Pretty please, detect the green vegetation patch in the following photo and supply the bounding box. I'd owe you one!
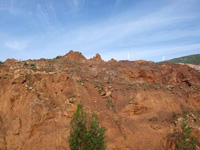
[173,120,197,150]
[149,117,158,122]
[106,99,116,112]
[156,54,200,65]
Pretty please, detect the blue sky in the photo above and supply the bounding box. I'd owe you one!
[0,0,200,62]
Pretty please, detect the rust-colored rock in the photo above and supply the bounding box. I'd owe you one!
[12,118,21,135]
[108,58,117,63]
[179,63,200,72]
[4,58,18,66]
[90,53,103,61]
[105,91,112,97]
[63,50,87,62]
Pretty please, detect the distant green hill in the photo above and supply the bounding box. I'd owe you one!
[157,54,200,65]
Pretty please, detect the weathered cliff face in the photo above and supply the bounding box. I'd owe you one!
[0,51,200,150]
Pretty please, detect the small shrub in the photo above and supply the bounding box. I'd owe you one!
[0,61,3,67]
[174,120,196,150]
[96,84,103,89]
[105,99,110,104]
[183,111,188,118]
[149,117,158,122]
[31,63,35,67]
[53,104,57,108]
[115,120,120,125]
[69,94,76,99]
[173,112,177,119]
[106,99,116,112]
[47,59,57,63]
[81,78,86,83]
[76,78,86,84]
[55,56,62,59]
[47,68,57,72]
[143,83,150,88]
[27,63,37,70]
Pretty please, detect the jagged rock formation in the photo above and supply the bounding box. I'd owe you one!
[0,51,200,150]
[90,53,104,61]
[63,50,87,62]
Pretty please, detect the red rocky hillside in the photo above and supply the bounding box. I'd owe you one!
[0,50,200,150]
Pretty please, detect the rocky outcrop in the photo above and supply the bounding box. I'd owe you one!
[89,53,103,62]
[179,63,200,72]
[63,50,87,62]
[108,58,117,63]
[3,58,18,66]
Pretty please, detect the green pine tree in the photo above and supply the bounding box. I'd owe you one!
[68,104,106,150]
[68,104,88,150]
[85,113,106,150]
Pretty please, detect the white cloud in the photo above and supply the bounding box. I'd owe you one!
[24,0,199,60]
[46,3,57,21]
[0,0,21,15]
[56,12,197,50]
[37,4,50,24]
[64,0,85,13]
[5,40,28,51]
